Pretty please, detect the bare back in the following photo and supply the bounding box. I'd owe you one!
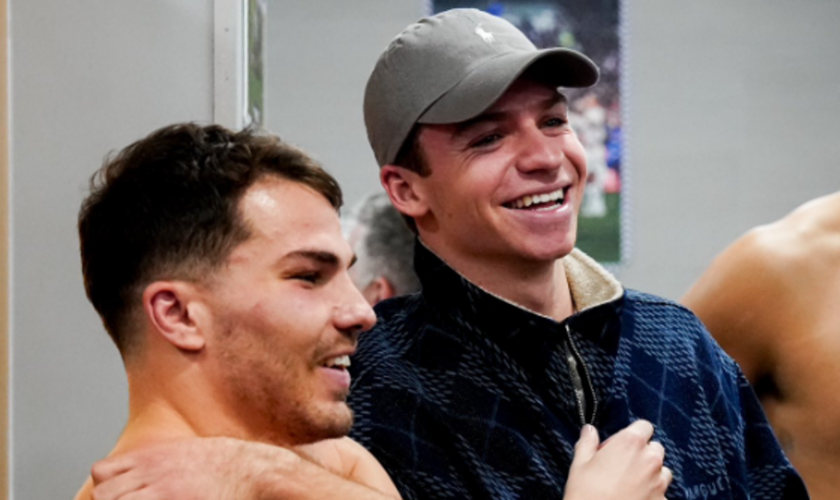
[682,192,840,500]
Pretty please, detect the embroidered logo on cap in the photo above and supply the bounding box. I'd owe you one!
[475,24,495,43]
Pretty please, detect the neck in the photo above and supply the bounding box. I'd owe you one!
[120,343,263,451]
[420,240,575,322]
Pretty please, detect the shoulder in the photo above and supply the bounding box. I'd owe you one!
[681,225,797,325]
[623,289,730,365]
[316,438,401,498]
[626,289,708,332]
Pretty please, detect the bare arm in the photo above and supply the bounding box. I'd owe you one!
[90,437,399,500]
[89,422,670,500]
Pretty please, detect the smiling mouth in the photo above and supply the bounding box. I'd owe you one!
[504,188,566,211]
[321,355,351,371]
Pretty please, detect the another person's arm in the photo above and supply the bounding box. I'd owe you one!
[89,437,400,500]
[89,421,669,500]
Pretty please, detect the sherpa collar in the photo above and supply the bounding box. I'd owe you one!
[414,241,624,346]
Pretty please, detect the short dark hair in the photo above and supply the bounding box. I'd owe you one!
[391,125,429,233]
[78,123,342,355]
[392,125,429,177]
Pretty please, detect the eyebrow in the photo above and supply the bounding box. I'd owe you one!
[453,92,568,139]
[283,250,340,266]
[282,249,356,268]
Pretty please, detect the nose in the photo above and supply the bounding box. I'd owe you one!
[334,286,377,339]
[515,125,564,174]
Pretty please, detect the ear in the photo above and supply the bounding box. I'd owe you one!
[362,277,396,305]
[380,165,429,219]
[142,281,206,352]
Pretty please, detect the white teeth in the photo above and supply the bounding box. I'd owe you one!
[324,355,351,369]
[509,189,565,209]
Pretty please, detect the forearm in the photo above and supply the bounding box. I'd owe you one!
[91,437,400,500]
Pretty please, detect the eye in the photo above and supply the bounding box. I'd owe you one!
[291,271,322,284]
[543,116,568,128]
[471,133,503,149]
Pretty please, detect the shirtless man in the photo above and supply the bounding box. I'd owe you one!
[682,191,840,500]
[73,123,399,500]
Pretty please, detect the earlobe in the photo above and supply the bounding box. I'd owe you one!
[143,282,206,352]
[380,165,429,218]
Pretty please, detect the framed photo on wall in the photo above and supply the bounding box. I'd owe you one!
[432,0,624,264]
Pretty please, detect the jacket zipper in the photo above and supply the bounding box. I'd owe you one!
[565,323,598,425]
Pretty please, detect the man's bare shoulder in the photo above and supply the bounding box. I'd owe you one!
[298,437,401,498]
[72,423,197,500]
[697,191,840,283]
[683,226,789,316]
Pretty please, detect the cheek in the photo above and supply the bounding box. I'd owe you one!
[241,296,317,347]
[566,142,588,178]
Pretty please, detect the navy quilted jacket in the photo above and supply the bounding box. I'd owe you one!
[348,243,807,500]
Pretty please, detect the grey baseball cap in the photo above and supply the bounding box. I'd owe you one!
[364,8,599,167]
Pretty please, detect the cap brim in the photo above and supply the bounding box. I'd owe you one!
[418,48,599,125]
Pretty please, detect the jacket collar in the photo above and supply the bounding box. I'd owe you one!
[415,240,624,344]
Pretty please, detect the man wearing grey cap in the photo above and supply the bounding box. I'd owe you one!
[346,7,807,500]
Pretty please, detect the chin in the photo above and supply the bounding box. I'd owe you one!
[311,402,355,441]
[268,401,355,446]
[517,238,576,263]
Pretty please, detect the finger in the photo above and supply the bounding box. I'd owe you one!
[91,456,135,484]
[647,440,666,461]
[571,424,600,464]
[626,419,655,442]
[660,466,674,488]
[91,470,146,500]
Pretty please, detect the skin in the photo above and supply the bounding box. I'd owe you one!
[682,191,840,500]
[75,176,399,500]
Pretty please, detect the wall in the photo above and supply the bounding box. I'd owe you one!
[619,0,840,298]
[9,1,214,498]
[8,0,840,498]
[264,0,427,205]
[0,0,8,497]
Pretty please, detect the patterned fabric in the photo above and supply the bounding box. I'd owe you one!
[348,243,808,500]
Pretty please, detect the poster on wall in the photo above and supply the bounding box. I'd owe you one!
[432,0,623,264]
